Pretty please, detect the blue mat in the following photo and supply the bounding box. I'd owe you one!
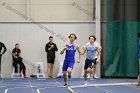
[0,78,139,93]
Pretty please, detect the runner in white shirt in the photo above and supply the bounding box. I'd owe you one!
[83,41,101,79]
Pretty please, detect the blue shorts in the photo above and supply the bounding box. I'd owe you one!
[62,60,75,71]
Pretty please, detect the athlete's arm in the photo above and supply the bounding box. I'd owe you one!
[81,45,87,55]
[96,47,101,64]
[75,44,81,63]
[60,44,66,55]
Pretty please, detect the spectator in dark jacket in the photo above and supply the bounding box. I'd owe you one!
[45,36,58,78]
[0,42,7,78]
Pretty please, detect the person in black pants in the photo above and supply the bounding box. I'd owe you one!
[45,36,58,78]
[0,42,7,78]
[12,43,28,78]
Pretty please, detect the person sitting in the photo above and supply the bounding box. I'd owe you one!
[12,43,28,78]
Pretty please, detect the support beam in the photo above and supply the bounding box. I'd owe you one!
[27,0,30,21]
[95,0,101,78]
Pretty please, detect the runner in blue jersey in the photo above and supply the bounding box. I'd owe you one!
[60,33,81,86]
[81,35,101,85]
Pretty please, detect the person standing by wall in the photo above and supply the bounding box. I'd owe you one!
[0,42,7,78]
[45,36,58,78]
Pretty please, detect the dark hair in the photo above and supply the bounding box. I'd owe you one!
[89,35,96,40]
[69,33,77,39]
[15,43,19,47]
[15,43,19,46]
[49,36,53,39]
[138,33,140,38]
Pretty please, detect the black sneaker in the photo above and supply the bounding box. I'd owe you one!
[68,74,71,79]
[64,83,67,86]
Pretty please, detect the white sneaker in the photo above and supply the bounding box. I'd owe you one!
[84,81,88,86]
[93,75,98,79]
[90,78,94,80]
[87,74,90,79]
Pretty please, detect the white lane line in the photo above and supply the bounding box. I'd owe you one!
[67,87,76,93]
[2,84,29,86]
[37,89,40,93]
[68,82,137,93]
[94,86,113,93]
[54,79,63,86]
[4,86,33,93]
[36,86,65,93]
[4,89,8,93]
[37,79,64,93]
[28,80,35,93]
[3,83,29,85]
[70,82,137,88]
[93,82,137,93]
[54,79,76,93]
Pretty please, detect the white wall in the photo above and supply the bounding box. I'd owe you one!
[0,23,96,78]
[0,0,94,21]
